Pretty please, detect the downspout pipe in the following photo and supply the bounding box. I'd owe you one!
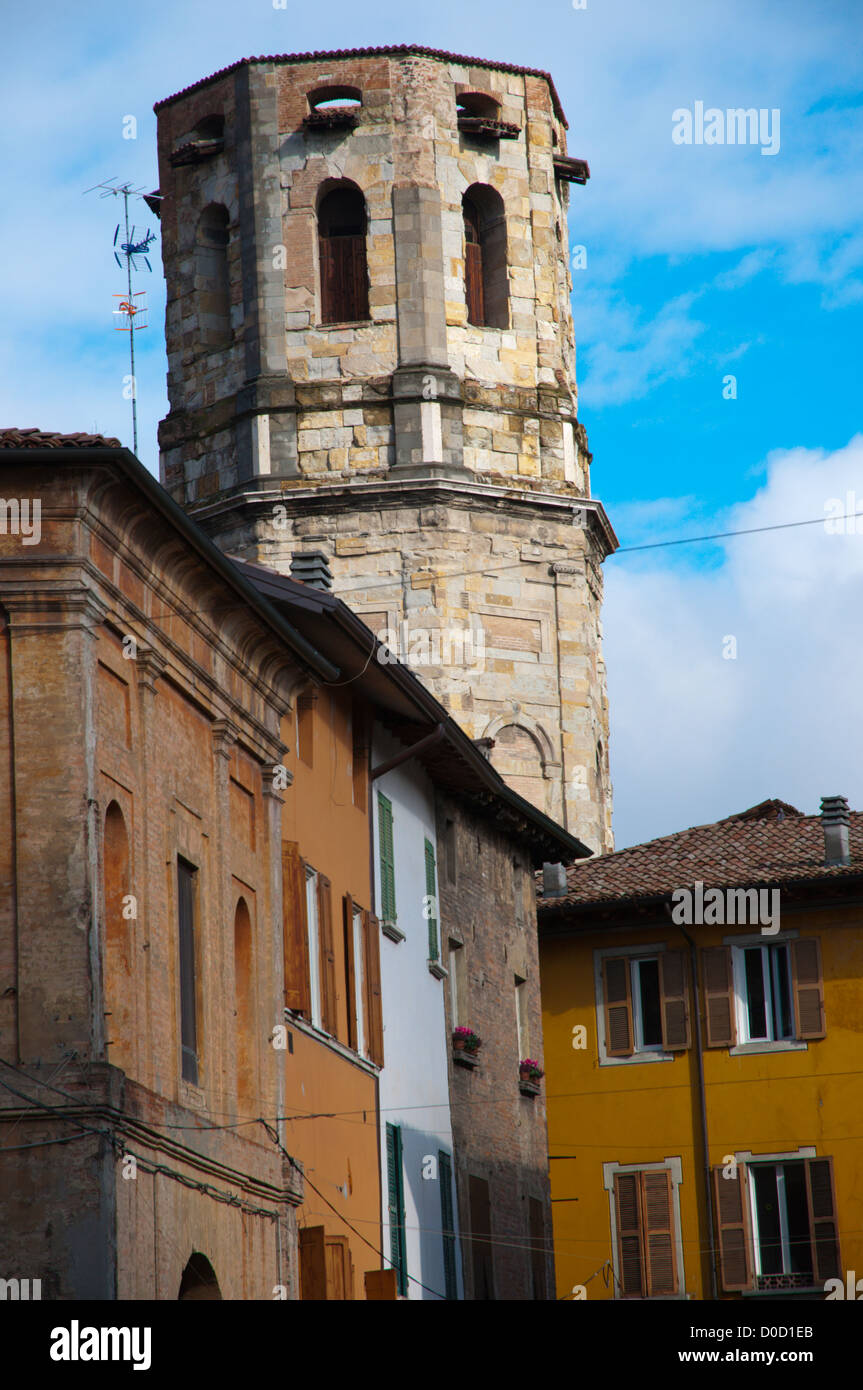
[668,906,719,1302]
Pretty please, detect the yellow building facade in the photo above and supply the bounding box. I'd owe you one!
[539,799,863,1302]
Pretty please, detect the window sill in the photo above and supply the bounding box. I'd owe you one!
[453,1050,480,1070]
[381,920,404,943]
[179,1078,207,1110]
[316,319,375,330]
[729,1039,808,1056]
[428,959,448,980]
[285,1010,380,1075]
[599,1050,675,1067]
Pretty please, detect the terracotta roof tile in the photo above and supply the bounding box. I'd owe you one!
[0,427,121,449]
[538,799,863,911]
[153,45,568,127]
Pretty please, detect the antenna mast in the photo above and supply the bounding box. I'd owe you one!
[84,179,160,456]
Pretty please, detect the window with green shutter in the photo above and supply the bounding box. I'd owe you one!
[386,1122,407,1295]
[439,1150,458,1300]
[377,792,396,925]
[424,838,438,962]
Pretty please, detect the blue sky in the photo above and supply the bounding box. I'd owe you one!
[2,0,862,846]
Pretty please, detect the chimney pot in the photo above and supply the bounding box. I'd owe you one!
[290,549,333,591]
[542,862,568,899]
[820,795,851,867]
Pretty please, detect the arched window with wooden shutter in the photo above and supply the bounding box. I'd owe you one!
[103,801,133,1074]
[462,184,509,329]
[233,897,256,1111]
[317,182,370,325]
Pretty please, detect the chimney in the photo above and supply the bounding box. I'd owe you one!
[290,550,333,591]
[542,862,568,899]
[820,795,851,866]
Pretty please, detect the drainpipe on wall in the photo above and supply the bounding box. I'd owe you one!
[667,906,719,1301]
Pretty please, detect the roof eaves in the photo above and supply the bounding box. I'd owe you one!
[0,443,339,684]
[153,45,568,126]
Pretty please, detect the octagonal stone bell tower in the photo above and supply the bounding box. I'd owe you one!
[153,44,616,852]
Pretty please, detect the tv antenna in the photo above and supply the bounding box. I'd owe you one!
[84,179,161,455]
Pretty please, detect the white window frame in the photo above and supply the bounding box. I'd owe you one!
[449,938,465,1028]
[734,1147,818,1290]
[726,931,806,1054]
[594,943,674,1067]
[515,976,528,1059]
[305,867,321,1030]
[352,905,365,1057]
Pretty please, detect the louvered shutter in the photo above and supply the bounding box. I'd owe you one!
[465,241,484,325]
[642,1170,677,1295]
[703,947,736,1048]
[299,1225,327,1300]
[613,1172,643,1296]
[363,909,384,1066]
[377,792,396,924]
[439,1150,458,1300]
[424,838,438,962]
[659,949,690,1050]
[282,842,311,1015]
[602,956,633,1057]
[805,1157,840,1281]
[713,1165,752,1291]
[386,1123,407,1295]
[792,938,825,1039]
[343,894,357,1050]
[317,874,337,1035]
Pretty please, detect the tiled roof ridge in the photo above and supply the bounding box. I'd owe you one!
[0,427,122,449]
[153,45,568,126]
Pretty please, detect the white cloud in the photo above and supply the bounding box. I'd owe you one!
[603,434,863,848]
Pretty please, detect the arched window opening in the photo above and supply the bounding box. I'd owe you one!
[170,114,225,167]
[195,204,231,346]
[104,801,132,1074]
[456,91,501,120]
[462,185,508,329]
[234,898,255,1112]
[309,85,362,111]
[317,183,369,325]
[178,1253,222,1301]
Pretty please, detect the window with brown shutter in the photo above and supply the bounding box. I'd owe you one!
[602,956,633,1056]
[318,183,370,325]
[282,842,311,1015]
[659,949,690,1050]
[324,1235,355,1300]
[613,1168,679,1298]
[792,938,825,1039]
[805,1157,840,1281]
[468,1175,495,1299]
[702,946,737,1047]
[713,1165,752,1291]
[317,873,337,1036]
[299,1226,327,1300]
[363,909,384,1066]
[614,1172,643,1296]
[343,893,357,1050]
